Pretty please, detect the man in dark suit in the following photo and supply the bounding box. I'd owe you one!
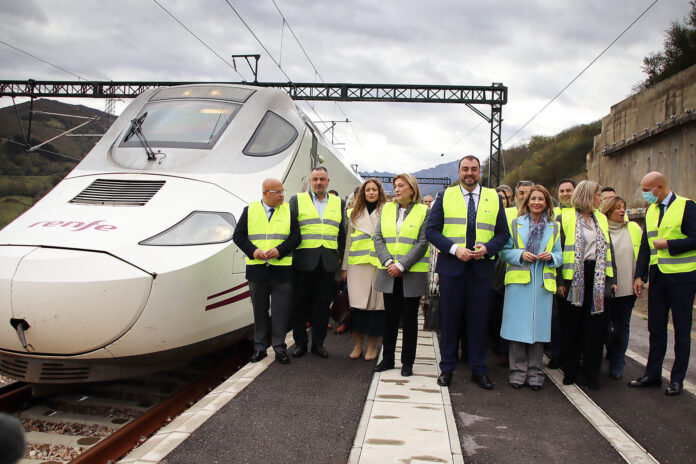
[426,155,510,389]
[629,171,696,396]
[289,167,346,358]
[232,178,301,364]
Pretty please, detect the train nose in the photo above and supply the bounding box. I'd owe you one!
[0,247,153,355]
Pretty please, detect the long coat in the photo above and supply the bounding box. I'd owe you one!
[373,202,430,298]
[342,206,385,310]
[500,214,563,344]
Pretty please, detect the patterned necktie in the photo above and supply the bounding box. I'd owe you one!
[466,193,476,250]
[268,207,275,221]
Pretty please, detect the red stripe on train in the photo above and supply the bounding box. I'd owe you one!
[205,291,251,311]
[207,281,250,300]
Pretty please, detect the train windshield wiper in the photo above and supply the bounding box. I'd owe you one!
[124,112,157,161]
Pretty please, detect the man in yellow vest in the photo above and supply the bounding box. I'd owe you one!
[289,167,347,358]
[426,155,510,389]
[554,178,576,220]
[232,178,301,364]
[629,172,696,396]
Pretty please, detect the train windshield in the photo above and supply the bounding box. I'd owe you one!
[119,100,242,150]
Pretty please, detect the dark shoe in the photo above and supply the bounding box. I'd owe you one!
[437,371,452,386]
[510,382,522,390]
[401,364,413,377]
[666,382,683,396]
[548,357,562,369]
[373,360,395,372]
[628,376,661,388]
[311,345,329,358]
[275,351,290,364]
[609,372,622,380]
[292,344,307,358]
[530,384,542,391]
[472,373,493,390]
[562,376,575,385]
[250,350,267,363]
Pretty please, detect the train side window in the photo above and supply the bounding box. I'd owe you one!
[243,111,298,157]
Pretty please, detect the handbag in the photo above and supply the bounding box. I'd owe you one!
[330,287,351,326]
[605,291,620,346]
[424,282,441,332]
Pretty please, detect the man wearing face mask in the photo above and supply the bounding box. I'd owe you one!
[629,171,696,396]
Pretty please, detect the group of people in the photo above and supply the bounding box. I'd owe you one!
[233,158,696,396]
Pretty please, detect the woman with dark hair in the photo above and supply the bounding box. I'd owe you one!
[557,180,615,390]
[372,174,430,377]
[500,185,562,390]
[601,196,642,379]
[342,179,387,360]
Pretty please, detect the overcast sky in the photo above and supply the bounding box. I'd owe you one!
[0,0,690,173]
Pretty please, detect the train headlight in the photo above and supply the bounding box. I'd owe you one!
[140,211,236,246]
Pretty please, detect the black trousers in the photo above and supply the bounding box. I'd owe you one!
[645,273,696,384]
[560,260,607,387]
[292,266,336,347]
[382,278,420,365]
[249,279,292,352]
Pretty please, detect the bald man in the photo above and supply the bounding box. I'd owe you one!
[629,172,696,396]
[233,178,301,364]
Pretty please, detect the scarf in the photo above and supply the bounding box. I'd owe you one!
[567,210,607,314]
[525,213,547,255]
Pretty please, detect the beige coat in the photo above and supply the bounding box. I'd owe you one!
[342,206,385,310]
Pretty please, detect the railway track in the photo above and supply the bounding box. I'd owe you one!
[1,343,251,464]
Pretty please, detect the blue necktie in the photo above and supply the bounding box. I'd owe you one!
[466,193,476,250]
[658,203,665,225]
[268,207,275,221]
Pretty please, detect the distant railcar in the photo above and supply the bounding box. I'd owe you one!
[0,84,361,383]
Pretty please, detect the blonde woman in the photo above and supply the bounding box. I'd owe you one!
[601,196,642,379]
[372,174,430,377]
[557,180,615,390]
[500,185,562,390]
[342,179,387,360]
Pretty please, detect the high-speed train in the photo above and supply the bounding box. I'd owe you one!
[0,84,362,383]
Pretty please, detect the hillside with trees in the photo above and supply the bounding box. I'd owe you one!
[0,99,111,227]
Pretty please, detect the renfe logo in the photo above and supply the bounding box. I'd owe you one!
[28,220,118,231]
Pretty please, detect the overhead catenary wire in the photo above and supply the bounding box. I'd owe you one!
[151,0,246,81]
[0,39,87,80]
[503,0,659,147]
[0,137,82,162]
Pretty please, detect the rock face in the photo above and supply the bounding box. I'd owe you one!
[587,64,696,211]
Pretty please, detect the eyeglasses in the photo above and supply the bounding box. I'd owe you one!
[265,189,286,194]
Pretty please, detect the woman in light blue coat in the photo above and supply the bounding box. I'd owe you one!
[500,185,563,390]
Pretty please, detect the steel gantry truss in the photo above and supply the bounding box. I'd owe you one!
[0,79,508,186]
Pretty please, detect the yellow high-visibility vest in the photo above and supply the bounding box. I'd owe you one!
[560,208,614,280]
[627,221,642,261]
[245,201,292,266]
[645,196,696,273]
[296,192,342,250]
[504,217,559,293]
[442,185,500,259]
[505,207,519,232]
[346,208,378,266]
[378,202,430,272]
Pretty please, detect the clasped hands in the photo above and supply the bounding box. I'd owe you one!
[521,251,553,263]
[252,247,280,260]
[454,244,487,262]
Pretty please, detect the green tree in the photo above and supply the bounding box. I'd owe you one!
[636,1,696,91]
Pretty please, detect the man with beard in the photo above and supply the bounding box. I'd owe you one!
[426,155,509,388]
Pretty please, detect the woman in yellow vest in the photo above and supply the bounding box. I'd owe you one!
[557,180,616,390]
[500,185,562,390]
[342,179,387,361]
[601,196,642,380]
[372,174,430,377]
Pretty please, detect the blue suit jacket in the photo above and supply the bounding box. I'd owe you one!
[426,186,510,279]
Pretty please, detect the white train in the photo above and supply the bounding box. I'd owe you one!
[0,84,361,383]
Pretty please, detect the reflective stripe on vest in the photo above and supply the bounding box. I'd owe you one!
[504,217,559,293]
[297,192,342,249]
[626,221,642,261]
[560,208,614,280]
[346,208,378,266]
[379,202,430,272]
[442,185,500,258]
[245,201,292,266]
[645,196,696,273]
